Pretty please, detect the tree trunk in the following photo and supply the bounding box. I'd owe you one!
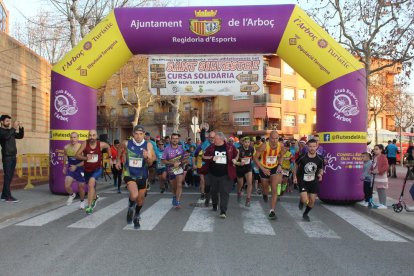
[374,113,378,145]
[172,95,181,133]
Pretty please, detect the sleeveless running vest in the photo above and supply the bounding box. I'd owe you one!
[83,141,102,173]
[124,139,149,179]
[66,144,82,166]
[259,142,281,169]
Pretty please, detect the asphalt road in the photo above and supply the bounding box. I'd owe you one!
[1,190,413,276]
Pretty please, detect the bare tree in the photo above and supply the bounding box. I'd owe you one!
[119,57,155,127]
[167,95,181,133]
[303,0,414,123]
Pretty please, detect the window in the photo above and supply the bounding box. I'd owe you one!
[122,87,128,98]
[111,88,117,96]
[233,95,250,100]
[183,102,191,111]
[298,114,306,124]
[284,114,295,127]
[110,108,117,116]
[147,105,154,113]
[11,78,17,119]
[283,62,295,75]
[123,108,129,117]
[298,89,306,99]
[283,87,295,101]
[233,112,250,126]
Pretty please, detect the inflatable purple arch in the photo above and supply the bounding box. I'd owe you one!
[50,5,366,203]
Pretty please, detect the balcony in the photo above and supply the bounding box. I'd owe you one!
[118,97,138,105]
[264,66,281,83]
[154,112,175,124]
[97,115,109,126]
[253,93,281,104]
[117,115,135,127]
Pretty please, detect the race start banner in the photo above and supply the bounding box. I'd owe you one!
[148,55,263,96]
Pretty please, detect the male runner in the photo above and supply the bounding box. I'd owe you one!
[253,131,284,220]
[235,137,255,207]
[63,132,85,209]
[116,125,155,229]
[293,139,324,222]
[162,133,187,208]
[75,129,111,214]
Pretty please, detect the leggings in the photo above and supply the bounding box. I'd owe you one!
[376,188,387,206]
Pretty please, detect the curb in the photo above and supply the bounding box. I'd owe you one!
[353,204,414,237]
[0,182,114,224]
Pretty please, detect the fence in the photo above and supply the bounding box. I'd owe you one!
[16,154,49,189]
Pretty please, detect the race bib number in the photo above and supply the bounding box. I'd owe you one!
[87,154,99,163]
[241,157,251,165]
[266,156,277,165]
[304,173,315,182]
[129,157,143,168]
[172,166,183,175]
[282,169,290,176]
[215,156,227,164]
[157,162,166,169]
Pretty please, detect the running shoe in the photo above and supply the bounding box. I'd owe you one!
[302,213,310,222]
[204,195,210,207]
[175,201,181,209]
[160,188,165,194]
[219,212,226,219]
[298,201,304,210]
[262,195,268,203]
[1,194,7,201]
[268,210,277,220]
[357,201,369,207]
[172,196,177,206]
[79,201,85,210]
[133,215,141,229]
[200,193,205,200]
[85,207,93,214]
[256,188,262,195]
[376,204,387,209]
[66,193,76,206]
[5,196,19,203]
[245,198,251,207]
[237,192,242,203]
[127,207,134,224]
[91,195,100,209]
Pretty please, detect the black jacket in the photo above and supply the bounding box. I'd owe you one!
[0,127,24,157]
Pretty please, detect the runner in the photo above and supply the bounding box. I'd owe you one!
[235,137,255,207]
[144,132,157,191]
[203,132,238,218]
[75,129,111,214]
[116,125,155,229]
[62,132,86,208]
[280,141,293,195]
[155,139,168,193]
[196,128,216,204]
[253,130,284,220]
[110,139,123,193]
[162,133,187,208]
[293,139,324,222]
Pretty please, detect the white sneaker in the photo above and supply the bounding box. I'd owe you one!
[376,204,387,209]
[184,183,189,188]
[79,201,85,210]
[66,193,76,205]
[357,201,369,207]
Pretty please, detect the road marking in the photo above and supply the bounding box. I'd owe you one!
[280,202,340,239]
[323,205,406,242]
[183,199,215,233]
[16,198,106,227]
[242,201,275,235]
[124,198,172,231]
[68,198,125,229]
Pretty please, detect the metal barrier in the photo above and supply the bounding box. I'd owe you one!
[16,154,49,189]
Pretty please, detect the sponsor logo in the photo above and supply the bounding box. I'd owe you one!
[323,133,331,142]
[332,88,359,123]
[83,41,92,50]
[50,130,89,141]
[190,9,221,36]
[318,39,328,48]
[54,90,78,122]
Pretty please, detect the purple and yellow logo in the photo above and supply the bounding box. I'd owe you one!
[190,9,221,36]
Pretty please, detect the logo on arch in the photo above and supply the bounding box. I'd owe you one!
[332,88,359,123]
[190,9,221,36]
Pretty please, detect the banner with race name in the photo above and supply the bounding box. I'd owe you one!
[148,55,263,96]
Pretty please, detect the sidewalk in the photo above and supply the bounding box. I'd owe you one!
[0,178,114,225]
[352,165,414,237]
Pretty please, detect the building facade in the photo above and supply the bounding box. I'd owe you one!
[0,29,51,159]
